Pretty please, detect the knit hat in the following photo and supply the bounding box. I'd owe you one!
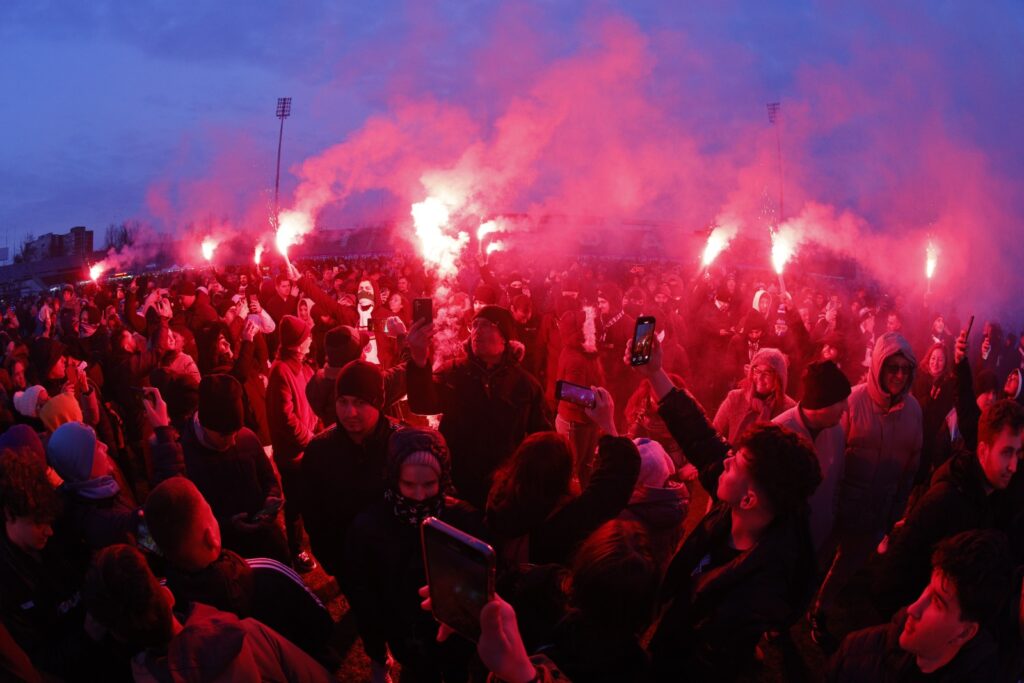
[198,374,244,434]
[179,281,197,297]
[750,348,790,395]
[30,337,65,379]
[39,393,83,432]
[473,305,515,342]
[741,310,768,333]
[387,427,451,487]
[473,284,499,306]
[335,360,384,409]
[325,326,369,368]
[13,385,47,418]
[801,360,852,410]
[278,314,311,349]
[715,285,732,304]
[46,422,101,487]
[634,437,674,488]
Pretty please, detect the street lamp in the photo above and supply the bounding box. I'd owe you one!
[274,97,292,222]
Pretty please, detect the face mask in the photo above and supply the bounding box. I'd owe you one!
[385,489,444,526]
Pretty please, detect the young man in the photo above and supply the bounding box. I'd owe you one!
[829,529,1012,682]
[301,360,399,583]
[82,543,333,682]
[635,339,823,680]
[872,399,1024,617]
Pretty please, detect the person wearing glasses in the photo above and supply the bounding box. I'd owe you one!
[810,332,923,652]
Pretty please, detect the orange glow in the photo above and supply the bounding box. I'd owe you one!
[926,241,938,279]
[89,264,103,282]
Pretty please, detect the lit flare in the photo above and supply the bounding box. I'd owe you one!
[411,196,468,277]
[771,228,795,275]
[255,244,265,266]
[926,241,938,279]
[201,237,219,262]
[701,223,738,267]
[276,210,314,261]
[89,263,103,282]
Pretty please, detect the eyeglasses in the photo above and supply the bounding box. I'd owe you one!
[883,362,914,376]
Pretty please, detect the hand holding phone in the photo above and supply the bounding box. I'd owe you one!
[422,517,496,642]
[555,380,596,409]
[413,298,433,326]
[630,316,656,366]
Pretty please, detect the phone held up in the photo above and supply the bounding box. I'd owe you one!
[555,379,597,409]
[630,316,656,366]
[413,298,433,326]
[421,517,495,643]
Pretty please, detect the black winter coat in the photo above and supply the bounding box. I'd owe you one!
[828,609,999,682]
[407,343,551,508]
[299,416,399,582]
[872,451,994,618]
[647,388,816,681]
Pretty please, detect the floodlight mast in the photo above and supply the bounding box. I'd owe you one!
[273,97,292,224]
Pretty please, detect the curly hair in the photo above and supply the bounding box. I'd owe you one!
[736,423,822,518]
[487,432,574,528]
[931,529,1012,625]
[0,448,60,522]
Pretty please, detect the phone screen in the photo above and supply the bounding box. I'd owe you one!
[631,316,656,366]
[422,517,495,642]
[413,298,433,325]
[556,380,596,409]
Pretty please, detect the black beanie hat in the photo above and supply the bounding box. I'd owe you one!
[198,374,245,434]
[325,326,369,368]
[473,305,515,342]
[335,360,384,409]
[801,361,852,410]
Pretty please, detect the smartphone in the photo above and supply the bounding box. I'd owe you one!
[966,314,975,339]
[630,316,656,366]
[135,510,162,556]
[413,298,433,326]
[555,380,597,409]
[421,517,495,642]
[247,498,283,524]
[248,299,258,314]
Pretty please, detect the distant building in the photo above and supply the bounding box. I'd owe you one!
[22,226,94,262]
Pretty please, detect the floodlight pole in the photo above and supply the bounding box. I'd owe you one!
[273,97,292,224]
[766,102,783,222]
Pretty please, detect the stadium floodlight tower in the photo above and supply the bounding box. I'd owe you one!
[273,97,292,222]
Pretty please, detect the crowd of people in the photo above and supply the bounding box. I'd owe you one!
[0,247,1022,682]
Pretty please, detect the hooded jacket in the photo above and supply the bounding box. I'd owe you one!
[837,333,922,534]
[131,602,332,683]
[713,347,796,445]
[266,354,316,465]
[407,340,551,508]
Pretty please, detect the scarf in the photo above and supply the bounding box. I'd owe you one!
[385,488,444,526]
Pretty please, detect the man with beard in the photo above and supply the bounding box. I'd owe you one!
[407,305,551,508]
[261,274,298,360]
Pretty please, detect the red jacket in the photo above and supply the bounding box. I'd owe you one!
[266,355,316,465]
